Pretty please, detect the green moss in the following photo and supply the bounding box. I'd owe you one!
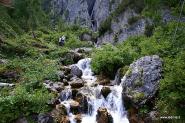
[134,78,144,88]
[120,66,129,76]
[133,92,145,101]
[125,68,132,76]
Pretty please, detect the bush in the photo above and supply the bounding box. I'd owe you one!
[0,86,53,123]
[91,44,133,78]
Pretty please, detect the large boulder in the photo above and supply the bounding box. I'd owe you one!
[121,55,162,106]
[60,51,84,65]
[71,65,83,78]
[96,108,113,123]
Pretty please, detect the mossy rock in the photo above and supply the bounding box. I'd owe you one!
[134,78,144,88]
[133,92,145,102]
[120,65,129,76]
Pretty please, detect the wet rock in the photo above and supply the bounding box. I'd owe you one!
[62,79,69,86]
[58,87,72,101]
[75,114,82,123]
[112,68,122,85]
[101,86,111,98]
[75,92,89,114]
[60,116,70,123]
[96,75,110,85]
[43,80,64,92]
[70,78,84,89]
[55,104,68,115]
[96,108,113,123]
[68,100,80,114]
[72,89,79,98]
[71,65,82,78]
[38,114,54,123]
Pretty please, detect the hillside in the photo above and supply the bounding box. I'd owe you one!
[0,0,185,123]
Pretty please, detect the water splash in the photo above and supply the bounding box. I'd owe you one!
[76,58,97,84]
[60,58,129,123]
[81,86,129,123]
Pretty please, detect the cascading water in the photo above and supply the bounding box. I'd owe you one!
[76,58,97,84]
[60,58,129,123]
[81,85,129,123]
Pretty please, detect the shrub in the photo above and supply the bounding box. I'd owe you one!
[91,44,133,78]
[0,86,53,123]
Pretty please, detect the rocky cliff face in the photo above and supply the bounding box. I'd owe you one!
[48,0,148,44]
[49,0,121,29]
[48,0,184,45]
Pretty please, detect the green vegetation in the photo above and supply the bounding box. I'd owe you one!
[99,0,185,37]
[0,1,94,122]
[93,21,185,116]
[0,86,53,123]
[0,0,185,121]
[91,44,133,78]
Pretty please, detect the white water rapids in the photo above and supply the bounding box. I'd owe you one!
[60,58,129,123]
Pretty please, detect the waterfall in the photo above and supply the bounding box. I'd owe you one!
[76,58,97,84]
[81,85,129,123]
[60,58,129,123]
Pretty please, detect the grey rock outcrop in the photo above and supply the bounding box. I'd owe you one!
[121,55,162,105]
[48,0,121,30]
[97,8,148,45]
[71,65,83,78]
[50,0,92,27]
[162,9,185,23]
